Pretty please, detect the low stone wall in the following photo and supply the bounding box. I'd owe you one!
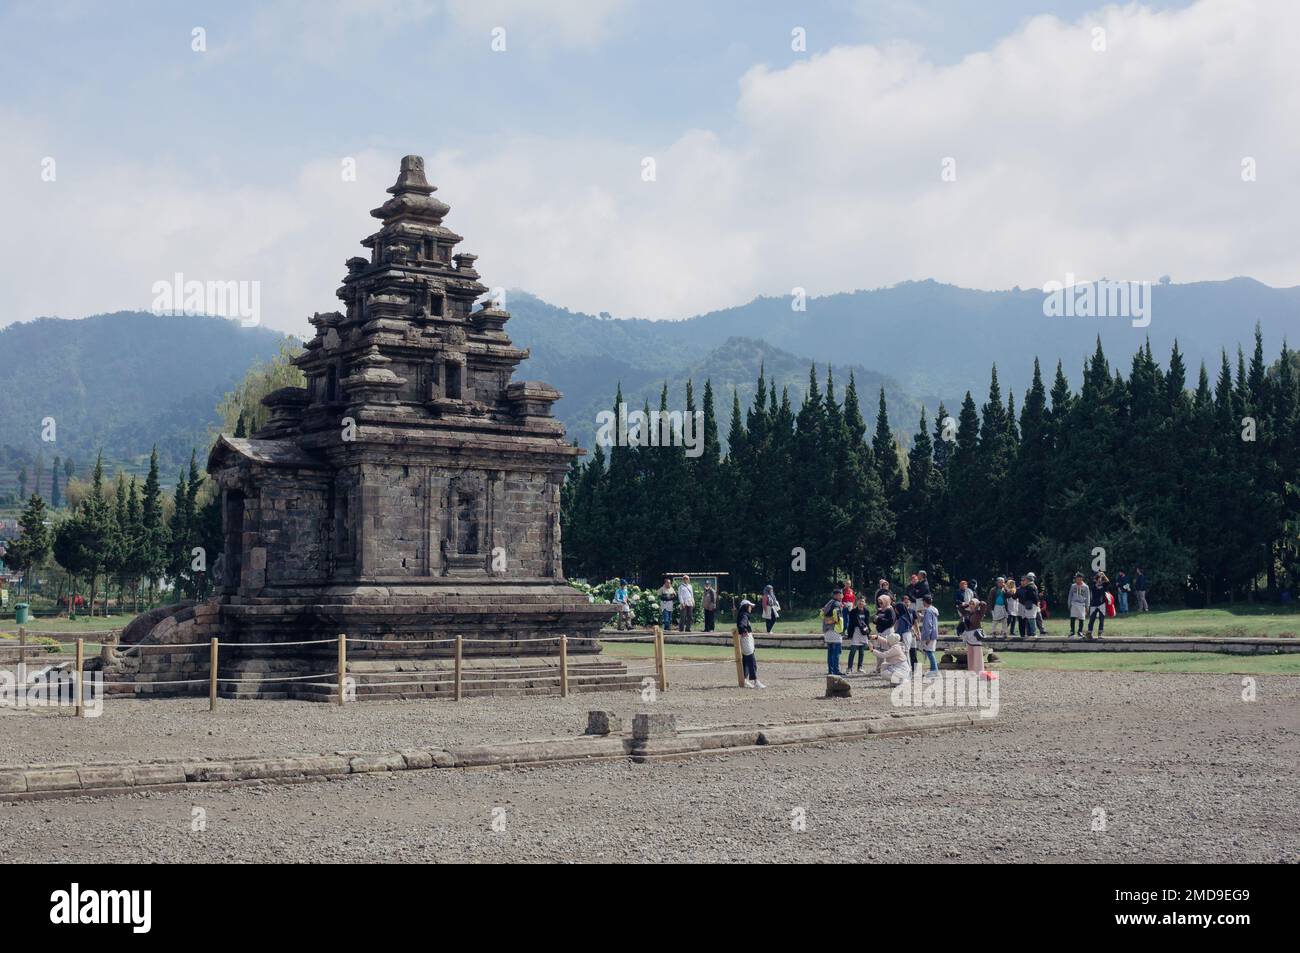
[0,708,987,801]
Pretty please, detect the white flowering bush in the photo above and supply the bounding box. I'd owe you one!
[567,578,698,628]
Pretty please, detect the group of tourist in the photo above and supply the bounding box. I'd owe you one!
[815,573,942,683]
[644,575,721,633]
[618,565,1151,690]
[798,567,1153,682]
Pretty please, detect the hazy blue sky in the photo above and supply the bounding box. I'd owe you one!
[4,0,1294,334]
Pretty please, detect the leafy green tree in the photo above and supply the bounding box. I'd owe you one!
[53,451,114,615]
[215,339,305,437]
[7,494,52,594]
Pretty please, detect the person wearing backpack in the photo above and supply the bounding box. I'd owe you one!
[822,586,845,675]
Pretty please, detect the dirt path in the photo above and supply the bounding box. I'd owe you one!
[1,666,1296,862]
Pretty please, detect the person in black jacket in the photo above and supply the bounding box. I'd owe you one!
[1017,574,1040,639]
[1086,571,1109,639]
[905,572,930,635]
[844,597,870,673]
[871,595,898,674]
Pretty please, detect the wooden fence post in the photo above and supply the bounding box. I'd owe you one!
[17,626,25,666]
[209,638,219,711]
[74,638,84,717]
[653,625,667,692]
[559,634,569,698]
[337,633,346,706]
[454,635,463,701]
[731,628,745,687]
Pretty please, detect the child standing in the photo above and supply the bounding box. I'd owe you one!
[737,598,765,689]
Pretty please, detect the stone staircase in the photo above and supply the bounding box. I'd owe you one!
[273,657,645,702]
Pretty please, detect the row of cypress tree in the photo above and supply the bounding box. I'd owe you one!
[560,327,1300,608]
[8,447,218,612]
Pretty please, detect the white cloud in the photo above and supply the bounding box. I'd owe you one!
[2,0,1297,333]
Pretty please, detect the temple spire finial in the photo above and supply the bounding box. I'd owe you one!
[388,154,436,196]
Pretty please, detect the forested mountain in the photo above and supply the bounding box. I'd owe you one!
[0,312,287,497]
[510,278,1300,413]
[4,275,1297,503]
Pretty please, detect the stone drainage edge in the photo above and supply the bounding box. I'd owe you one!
[0,711,988,802]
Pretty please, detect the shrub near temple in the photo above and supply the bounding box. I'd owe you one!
[568,578,702,628]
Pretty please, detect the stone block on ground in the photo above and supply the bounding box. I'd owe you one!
[825,675,851,698]
[631,712,677,741]
[585,710,622,735]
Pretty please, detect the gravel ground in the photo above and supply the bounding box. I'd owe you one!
[2,663,1297,863]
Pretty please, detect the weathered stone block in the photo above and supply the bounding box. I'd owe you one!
[77,765,134,789]
[585,709,622,735]
[632,712,677,741]
[24,768,81,792]
[131,763,187,786]
[825,675,852,698]
[0,770,28,795]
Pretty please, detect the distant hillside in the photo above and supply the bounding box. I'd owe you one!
[551,336,932,451]
[511,278,1300,411]
[0,312,288,494]
[506,296,931,447]
[5,275,1296,499]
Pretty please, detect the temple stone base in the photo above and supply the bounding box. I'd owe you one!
[93,594,638,701]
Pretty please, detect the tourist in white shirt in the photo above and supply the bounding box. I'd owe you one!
[677,575,696,632]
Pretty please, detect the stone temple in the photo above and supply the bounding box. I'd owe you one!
[103,156,629,699]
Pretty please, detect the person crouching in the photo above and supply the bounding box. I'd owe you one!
[870,631,911,685]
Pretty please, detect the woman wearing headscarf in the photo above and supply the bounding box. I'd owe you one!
[760,584,781,633]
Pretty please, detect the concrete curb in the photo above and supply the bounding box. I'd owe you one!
[0,710,989,802]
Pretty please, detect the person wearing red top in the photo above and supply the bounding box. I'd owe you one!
[841,580,856,614]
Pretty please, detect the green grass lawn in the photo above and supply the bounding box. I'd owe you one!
[737,605,1300,639]
[0,613,138,637]
[602,641,1300,675]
